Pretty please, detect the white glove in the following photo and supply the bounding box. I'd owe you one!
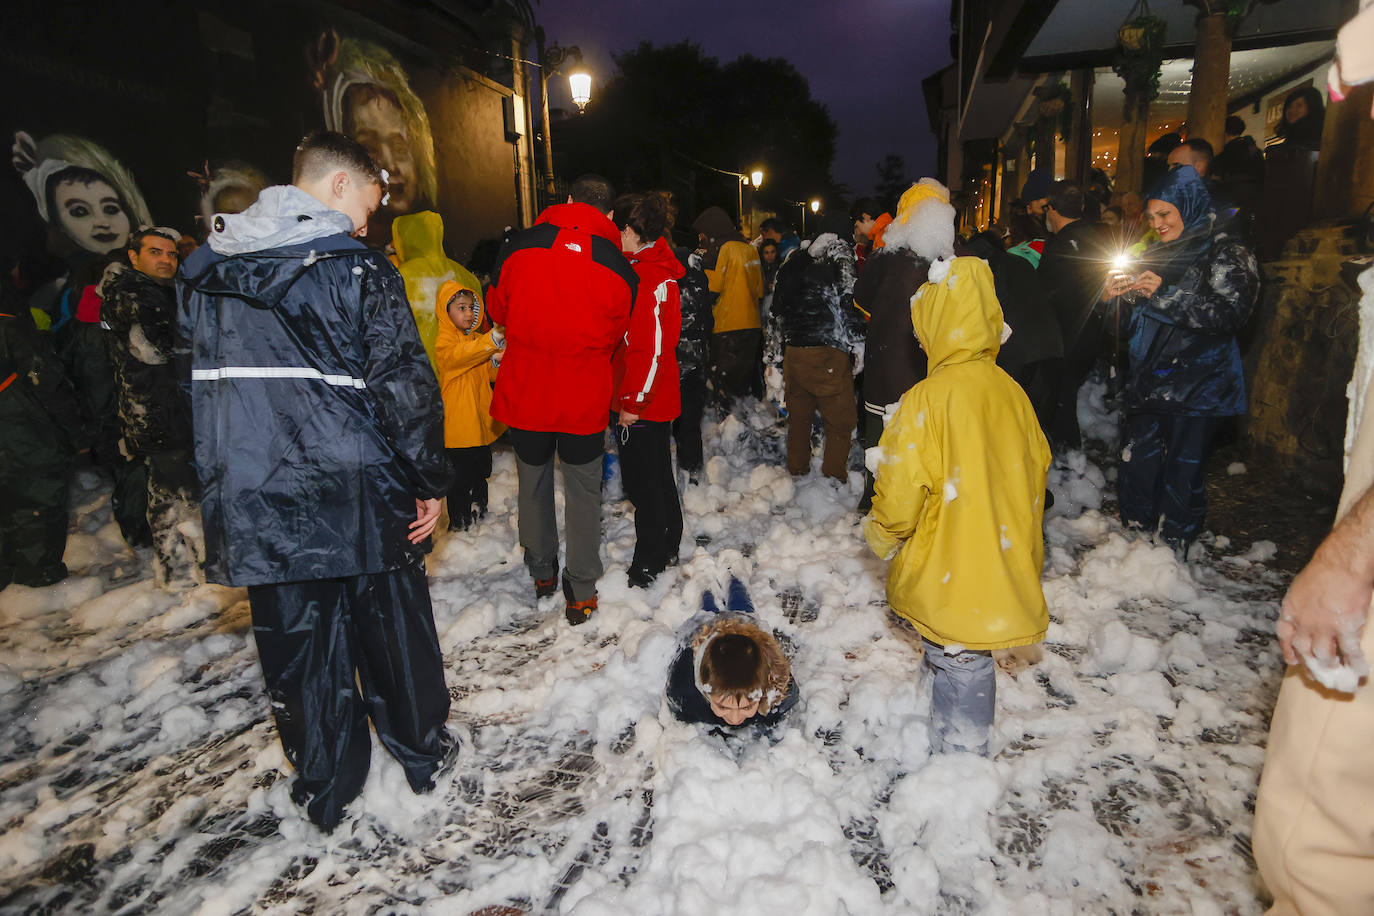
[688,252,703,270]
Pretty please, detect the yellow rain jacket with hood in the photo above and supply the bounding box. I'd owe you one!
[393,211,484,367]
[864,256,1051,650]
[434,279,503,448]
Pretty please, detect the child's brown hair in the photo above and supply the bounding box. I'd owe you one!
[694,618,791,712]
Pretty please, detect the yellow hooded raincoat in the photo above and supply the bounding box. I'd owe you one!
[864,256,1051,650]
[394,210,485,367]
[435,279,504,449]
[706,239,765,334]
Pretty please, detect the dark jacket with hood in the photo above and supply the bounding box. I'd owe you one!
[0,305,90,477]
[853,250,928,411]
[770,226,863,354]
[672,244,714,376]
[177,185,453,587]
[1039,218,1111,362]
[98,262,193,456]
[1127,165,1259,417]
[486,202,638,435]
[960,234,1064,375]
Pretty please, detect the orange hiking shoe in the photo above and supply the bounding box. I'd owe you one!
[534,566,559,599]
[564,594,598,626]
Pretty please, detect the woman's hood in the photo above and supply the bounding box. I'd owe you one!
[1145,164,1212,231]
[207,185,356,256]
[911,256,1003,371]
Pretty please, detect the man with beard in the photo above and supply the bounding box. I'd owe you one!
[99,227,202,591]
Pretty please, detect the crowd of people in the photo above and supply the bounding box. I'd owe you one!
[2,51,1372,901]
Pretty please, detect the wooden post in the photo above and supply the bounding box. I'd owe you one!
[1314,81,1374,220]
[1185,7,1232,152]
[1117,89,1148,195]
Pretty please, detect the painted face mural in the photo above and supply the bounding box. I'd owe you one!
[53,175,131,255]
[12,131,152,256]
[309,29,437,241]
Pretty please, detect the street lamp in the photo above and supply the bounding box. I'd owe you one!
[535,35,586,200]
[810,199,820,214]
[568,71,592,113]
[750,168,764,189]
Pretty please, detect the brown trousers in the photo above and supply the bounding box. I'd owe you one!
[783,346,856,480]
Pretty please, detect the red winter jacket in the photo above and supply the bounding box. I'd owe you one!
[613,237,683,422]
[486,203,638,435]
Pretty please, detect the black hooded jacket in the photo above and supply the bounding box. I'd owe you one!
[99,264,193,456]
[852,248,929,410]
[178,227,452,587]
[1039,219,1111,361]
[770,233,863,352]
[961,235,1064,374]
[673,244,714,375]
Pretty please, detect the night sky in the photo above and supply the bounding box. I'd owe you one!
[535,0,953,197]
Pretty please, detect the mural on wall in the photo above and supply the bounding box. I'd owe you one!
[12,131,153,257]
[308,29,439,244]
[190,160,270,224]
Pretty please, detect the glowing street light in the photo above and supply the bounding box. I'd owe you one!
[809,199,820,213]
[750,168,764,189]
[568,71,592,113]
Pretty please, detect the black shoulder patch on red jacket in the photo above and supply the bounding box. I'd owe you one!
[591,235,639,301]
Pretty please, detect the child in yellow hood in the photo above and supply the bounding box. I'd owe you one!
[435,280,505,530]
[864,256,1051,755]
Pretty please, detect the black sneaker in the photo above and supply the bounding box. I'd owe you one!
[626,564,658,589]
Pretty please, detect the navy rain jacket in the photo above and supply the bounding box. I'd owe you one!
[177,187,452,586]
[1126,165,1260,418]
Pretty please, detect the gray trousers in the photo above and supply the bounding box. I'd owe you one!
[922,638,995,755]
[515,451,604,602]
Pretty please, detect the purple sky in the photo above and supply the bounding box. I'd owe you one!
[534,0,952,196]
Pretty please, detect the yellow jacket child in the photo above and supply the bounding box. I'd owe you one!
[436,279,504,531]
[864,256,1051,651]
[435,279,503,448]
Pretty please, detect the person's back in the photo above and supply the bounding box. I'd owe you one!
[770,227,862,353]
[181,188,449,585]
[177,131,454,832]
[486,201,637,436]
[485,174,638,623]
[865,257,1050,754]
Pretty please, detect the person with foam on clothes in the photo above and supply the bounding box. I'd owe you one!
[665,575,800,738]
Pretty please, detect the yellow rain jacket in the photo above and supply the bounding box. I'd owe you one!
[864,256,1051,650]
[393,211,484,367]
[706,239,764,334]
[435,279,504,449]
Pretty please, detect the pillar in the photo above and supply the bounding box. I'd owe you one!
[1185,9,1232,152]
[1314,81,1374,220]
[1116,90,1148,195]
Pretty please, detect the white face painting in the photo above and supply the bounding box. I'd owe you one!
[53,177,130,254]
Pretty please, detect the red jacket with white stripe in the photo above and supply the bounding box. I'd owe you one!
[613,236,683,422]
[486,203,638,435]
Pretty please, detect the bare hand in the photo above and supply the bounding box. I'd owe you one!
[1104,273,1134,298]
[1131,270,1163,298]
[1277,549,1371,669]
[618,411,639,427]
[409,497,442,544]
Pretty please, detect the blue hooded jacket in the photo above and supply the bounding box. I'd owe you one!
[177,186,452,586]
[1125,165,1259,417]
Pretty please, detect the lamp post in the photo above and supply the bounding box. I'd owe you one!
[535,32,587,201]
[737,168,764,236]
